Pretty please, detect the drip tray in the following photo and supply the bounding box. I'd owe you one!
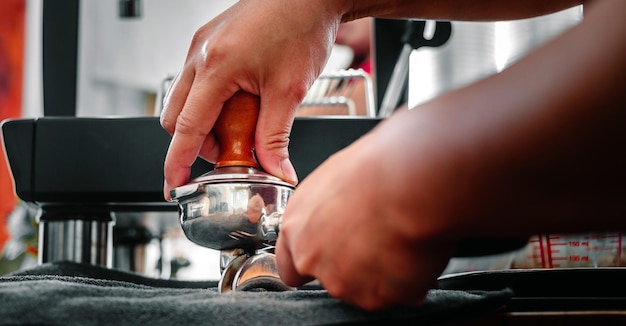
[438,268,626,312]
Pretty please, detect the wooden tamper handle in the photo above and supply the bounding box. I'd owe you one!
[213,91,260,169]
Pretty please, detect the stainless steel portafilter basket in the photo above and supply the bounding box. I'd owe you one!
[172,166,293,250]
[169,91,295,292]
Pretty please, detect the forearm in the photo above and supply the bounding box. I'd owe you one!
[375,0,626,239]
[336,0,586,22]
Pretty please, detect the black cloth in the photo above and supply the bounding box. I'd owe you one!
[0,262,512,326]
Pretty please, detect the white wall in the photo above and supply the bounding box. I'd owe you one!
[22,0,43,118]
[23,0,238,118]
[76,0,236,117]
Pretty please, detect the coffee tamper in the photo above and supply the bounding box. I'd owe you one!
[169,91,295,292]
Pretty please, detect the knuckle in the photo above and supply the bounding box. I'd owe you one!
[282,82,310,111]
[357,297,387,311]
[271,78,310,111]
[160,111,177,133]
[291,249,315,278]
[287,82,309,105]
[190,32,233,73]
[326,279,395,310]
[285,237,318,280]
[189,28,208,51]
[174,113,203,137]
[323,280,348,301]
[199,50,225,73]
[261,133,290,154]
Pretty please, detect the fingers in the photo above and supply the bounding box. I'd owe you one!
[276,221,432,310]
[275,234,315,287]
[162,78,235,200]
[160,69,193,135]
[273,148,441,310]
[255,90,302,185]
[197,132,220,163]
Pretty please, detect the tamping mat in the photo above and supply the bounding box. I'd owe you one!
[0,262,512,325]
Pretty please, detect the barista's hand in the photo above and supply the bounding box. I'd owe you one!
[274,0,626,312]
[275,108,463,310]
[160,0,343,198]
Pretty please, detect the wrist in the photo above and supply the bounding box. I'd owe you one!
[329,0,398,23]
[358,111,468,243]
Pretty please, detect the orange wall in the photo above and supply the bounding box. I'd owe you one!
[0,0,25,252]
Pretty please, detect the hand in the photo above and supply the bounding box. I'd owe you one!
[160,0,343,198]
[275,109,463,310]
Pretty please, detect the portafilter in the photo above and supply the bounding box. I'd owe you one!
[169,91,295,292]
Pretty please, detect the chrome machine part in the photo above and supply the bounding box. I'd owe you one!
[232,252,294,292]
[218,253,248,293]
[218,250,294,293]
[300,68,376,117]
[220,248,249,273]
[378,20,452,117]
[37,209,115,267]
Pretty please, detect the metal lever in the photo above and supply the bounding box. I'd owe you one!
[378,20,452,117]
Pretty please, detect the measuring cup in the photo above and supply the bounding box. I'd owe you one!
[442,232,626,275]
[510,232,626,269]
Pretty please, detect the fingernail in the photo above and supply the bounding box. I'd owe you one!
[280,158,299,186]
[163,181,171,201]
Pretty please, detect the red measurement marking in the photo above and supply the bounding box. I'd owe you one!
[539,235,547,268]
[544,234,554,268]
[617,234,622,266]
[567,255,590,262]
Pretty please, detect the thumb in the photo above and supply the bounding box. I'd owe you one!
[255,91,300,185]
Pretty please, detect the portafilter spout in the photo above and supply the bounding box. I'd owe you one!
[169,91,295,292]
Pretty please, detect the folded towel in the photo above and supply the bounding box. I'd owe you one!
[0,262,512,326]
